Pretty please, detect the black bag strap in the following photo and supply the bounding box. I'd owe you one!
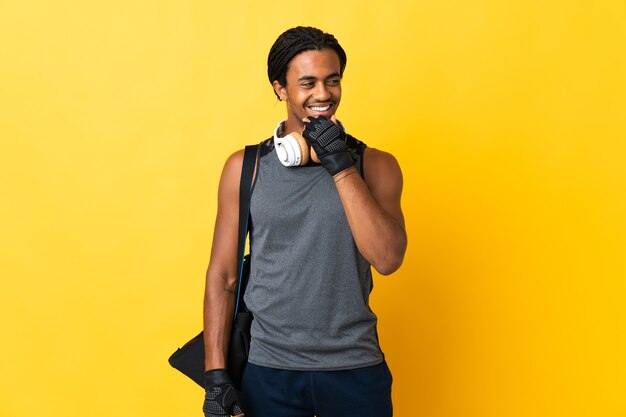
[234,144,259,317]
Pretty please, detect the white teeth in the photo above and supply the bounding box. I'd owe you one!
[310,105,330,111]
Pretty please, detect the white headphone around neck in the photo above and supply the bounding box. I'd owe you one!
[273,121,310,167]
[273,120,346,167]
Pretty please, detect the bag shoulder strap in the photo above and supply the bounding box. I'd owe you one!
[234,144,259,316]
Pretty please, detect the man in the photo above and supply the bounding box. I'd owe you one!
[202,26,407,417]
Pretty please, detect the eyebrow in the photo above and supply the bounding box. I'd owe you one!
[297,72,341,82]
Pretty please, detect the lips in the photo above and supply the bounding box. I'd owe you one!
[307,102,334,115]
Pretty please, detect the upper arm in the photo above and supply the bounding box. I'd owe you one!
[206,149,245,283]
[363,148,406,231]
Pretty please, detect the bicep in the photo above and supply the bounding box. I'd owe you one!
[207,150,244,280]
[364,148,406,230]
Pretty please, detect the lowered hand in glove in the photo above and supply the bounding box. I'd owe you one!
[203,369,244,417]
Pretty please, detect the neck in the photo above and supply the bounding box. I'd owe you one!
[283,116,304,136]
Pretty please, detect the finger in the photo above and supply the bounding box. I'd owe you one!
[330,114,338,124]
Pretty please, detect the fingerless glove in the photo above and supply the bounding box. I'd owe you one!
[203,369,244,417]
[303,116,354,176]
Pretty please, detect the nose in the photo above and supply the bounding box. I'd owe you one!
[313,82,331,101]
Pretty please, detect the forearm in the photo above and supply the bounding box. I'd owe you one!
[333,167,407,275]
[203,268,238,371]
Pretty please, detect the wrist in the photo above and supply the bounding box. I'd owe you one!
[320,150,354,176]
[333,166,358,182]
[204,368,233,387]
[205,357,226,372]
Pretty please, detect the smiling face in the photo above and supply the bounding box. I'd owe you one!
[273,48,342,134]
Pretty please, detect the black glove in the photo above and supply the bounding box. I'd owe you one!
[203,369,244,417]
[303,116,354,176]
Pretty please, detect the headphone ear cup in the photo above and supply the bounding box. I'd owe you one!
[291,132,320,165]
[310,146,320,164]
[294,131,319,163]
[275,132,309,166]
[289,132,310,166]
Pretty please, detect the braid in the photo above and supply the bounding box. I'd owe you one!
[267,26,347,99]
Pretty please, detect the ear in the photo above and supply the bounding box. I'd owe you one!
[272,80,287,101]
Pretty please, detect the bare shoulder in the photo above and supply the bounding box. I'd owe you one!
[223,149,245,177]
[220,149,245,183]
[363,147,403,188]
[362,147,405,229]
[215,149,246,203]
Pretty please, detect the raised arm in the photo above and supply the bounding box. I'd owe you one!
[333,148,407,275]
[302,116,407,275]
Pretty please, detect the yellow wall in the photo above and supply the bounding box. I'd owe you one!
[1,1,624,416]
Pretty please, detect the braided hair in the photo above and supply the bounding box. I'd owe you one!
[267,26,347,99]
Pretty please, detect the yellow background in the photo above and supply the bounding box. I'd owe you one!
[1,1,625,416]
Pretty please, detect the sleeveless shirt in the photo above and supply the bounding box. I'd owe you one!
[244,135,384,371]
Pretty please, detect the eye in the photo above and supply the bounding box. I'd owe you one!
[326,78,341,86]
[300,81,314,88]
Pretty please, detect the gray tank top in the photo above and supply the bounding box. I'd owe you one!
[244,136,384,371]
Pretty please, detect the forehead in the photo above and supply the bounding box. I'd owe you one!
[286,49,341,80]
